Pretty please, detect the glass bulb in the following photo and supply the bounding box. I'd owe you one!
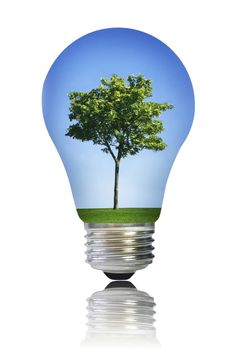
[42,28,194,280]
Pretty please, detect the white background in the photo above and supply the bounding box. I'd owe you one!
[0,1,238,349]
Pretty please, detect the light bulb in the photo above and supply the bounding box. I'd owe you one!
[81,281,160,349]
[42,28,194,280]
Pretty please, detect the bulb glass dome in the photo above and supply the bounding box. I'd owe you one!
[42,28,195,279]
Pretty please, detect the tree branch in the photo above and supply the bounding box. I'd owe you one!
[105,141,117,162]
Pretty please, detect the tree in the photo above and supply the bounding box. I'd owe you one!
[66,74,173,209]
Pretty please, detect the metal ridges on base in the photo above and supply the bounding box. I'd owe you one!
[85,223,155,274]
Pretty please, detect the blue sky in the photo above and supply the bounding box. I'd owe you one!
[42,28,194,208]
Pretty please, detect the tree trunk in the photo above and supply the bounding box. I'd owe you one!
[113,160,120,210]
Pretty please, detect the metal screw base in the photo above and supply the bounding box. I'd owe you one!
[85,223,155,275]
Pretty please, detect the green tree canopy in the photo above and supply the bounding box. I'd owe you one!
[66,74,173,209]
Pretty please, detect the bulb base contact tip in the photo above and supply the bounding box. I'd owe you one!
[103,272,135,280]
[85,223,155,279]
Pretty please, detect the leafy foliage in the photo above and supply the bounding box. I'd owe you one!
[66,74,173,161]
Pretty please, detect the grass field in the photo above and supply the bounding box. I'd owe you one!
[77,208,161,224]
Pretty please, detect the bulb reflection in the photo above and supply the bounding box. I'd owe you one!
[81,281,161,349]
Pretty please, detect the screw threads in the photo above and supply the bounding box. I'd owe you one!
[85,223,155,274]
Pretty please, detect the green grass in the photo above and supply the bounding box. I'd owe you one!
[77,208,161,224]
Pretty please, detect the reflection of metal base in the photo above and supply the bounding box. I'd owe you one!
[85,223,155,278]
[87,281,156,334]
[80,281,160,349]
